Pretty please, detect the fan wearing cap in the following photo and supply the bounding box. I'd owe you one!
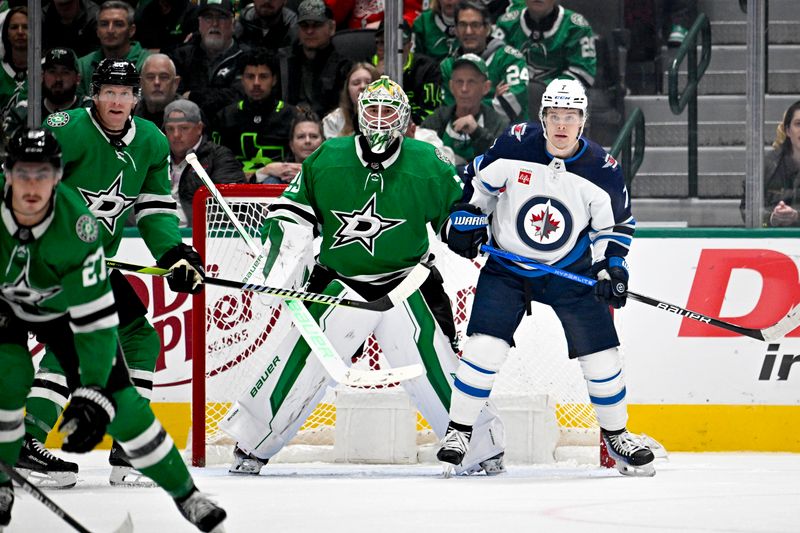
[278,0,352,118]
[440,1,530,124]
[76,1,151,97]
[0,128,227,532]
[437,78,656,478]
[422,53,508,167]
[168,0,250,118]
[3,48,92,143]
[163,98,245,225]
[17,58,206,491]
[372,19,442,125]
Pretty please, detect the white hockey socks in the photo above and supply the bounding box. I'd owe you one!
[578,347,628,431]
[450,334,510,426]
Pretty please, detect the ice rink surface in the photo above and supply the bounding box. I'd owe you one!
[8,452,800,533]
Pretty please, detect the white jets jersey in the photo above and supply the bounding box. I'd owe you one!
[463,121,635,271]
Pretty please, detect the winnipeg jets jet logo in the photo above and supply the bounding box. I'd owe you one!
[516,196,573,252]
[530,201,561,239]
[0,271,61,309]
[330,193,405,255]
[77,172,136,233]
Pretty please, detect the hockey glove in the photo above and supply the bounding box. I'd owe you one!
[157,243,206,294]
[59,386,116,453]
[591,257,629,309]
[446,203,488,259]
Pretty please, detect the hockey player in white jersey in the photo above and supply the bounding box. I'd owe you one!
[219,77,506,476]
[437,78,656,476]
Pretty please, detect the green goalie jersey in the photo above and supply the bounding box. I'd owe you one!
[263,136,463,283]
[493,5,596,87]
[0,176,118,387]
[43,108,181,260]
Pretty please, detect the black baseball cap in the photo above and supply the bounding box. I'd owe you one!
[42,48,79,72]
[197,0,234,17]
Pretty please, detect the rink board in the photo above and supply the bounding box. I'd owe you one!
[40,229,800,452]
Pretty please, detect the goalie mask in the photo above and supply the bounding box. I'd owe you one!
[539,78,588,145]
[357,76,411,154]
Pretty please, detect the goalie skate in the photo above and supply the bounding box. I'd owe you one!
[602,429,656,477]
[228,445,267,475]
[16,435,78,489]
[176,489,227,533]
[109,441,156,487]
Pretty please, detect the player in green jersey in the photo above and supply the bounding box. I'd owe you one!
[219,76,507,476]
[18,59,205,488]
[0,129,226,532]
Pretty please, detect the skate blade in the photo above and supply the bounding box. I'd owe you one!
[109,466,157,487]
[16,468,77,489]
[441,464,455,479]
[616,462,656,477]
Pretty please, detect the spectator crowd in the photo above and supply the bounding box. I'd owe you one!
[1,0,701,227]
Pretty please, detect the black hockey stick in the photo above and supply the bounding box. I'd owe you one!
[0,460,132,533]
[481,245,800,342]
[106,260,430,313]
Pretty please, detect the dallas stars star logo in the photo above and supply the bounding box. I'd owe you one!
[330,193,405,255]
[77,171,136,233]
[0,270,61,309]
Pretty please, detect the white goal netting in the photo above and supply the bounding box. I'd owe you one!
[190,185,597,466]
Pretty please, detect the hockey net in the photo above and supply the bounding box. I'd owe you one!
[190,184,598,467]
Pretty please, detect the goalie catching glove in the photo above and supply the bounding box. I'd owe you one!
[59,386,116,453]
[591,257,629,309]
[157,243,205,294]
[445,203,488,259]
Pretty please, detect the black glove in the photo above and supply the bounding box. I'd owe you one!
[157,243,206,294]
[446,203,488,259]
[591,257,629,309]
[59,386,116,453]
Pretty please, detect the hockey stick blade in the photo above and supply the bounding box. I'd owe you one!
[0,460,133,533]
[106,260,426,312]
[481,245,800,342]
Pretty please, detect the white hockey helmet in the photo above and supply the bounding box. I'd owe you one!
[357,75,411,154]
[538,78,588,122]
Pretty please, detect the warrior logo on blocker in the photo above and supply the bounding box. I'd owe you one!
[330,193,405,255]
[516,196,573,251]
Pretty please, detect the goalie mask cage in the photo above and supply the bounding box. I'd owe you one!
[190,184,602,467]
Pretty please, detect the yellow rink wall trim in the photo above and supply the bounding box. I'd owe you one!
[44,403,800,452]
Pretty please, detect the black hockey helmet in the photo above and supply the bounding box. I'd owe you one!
[4,128,63,172]
[91,58,141,97]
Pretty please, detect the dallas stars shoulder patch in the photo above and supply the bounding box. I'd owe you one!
[46,111,70,128]
[76,214,99,243]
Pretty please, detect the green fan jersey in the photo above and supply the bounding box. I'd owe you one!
[412,11,457,61]
[43,108,181,260]
[493,5,596,87]
[0,176,118,387]
[441,39,530,121]
[263,136,463,282]
[0,61,27,117]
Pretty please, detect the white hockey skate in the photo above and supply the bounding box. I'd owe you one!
[176,489,227,533]
[602,429,656,477]
[16,435,78,489]
[228,445,267,475]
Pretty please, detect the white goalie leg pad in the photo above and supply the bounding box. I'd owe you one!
[578,347,628,431]
[374,299,506,472]
[259,220,314,294]
[221,280,381,460]
[451,334,510,426]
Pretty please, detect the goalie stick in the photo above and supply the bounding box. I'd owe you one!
[184,152,426,386]
[0,460,133,533]
[481,245,800,342]
[106,260,428,314]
